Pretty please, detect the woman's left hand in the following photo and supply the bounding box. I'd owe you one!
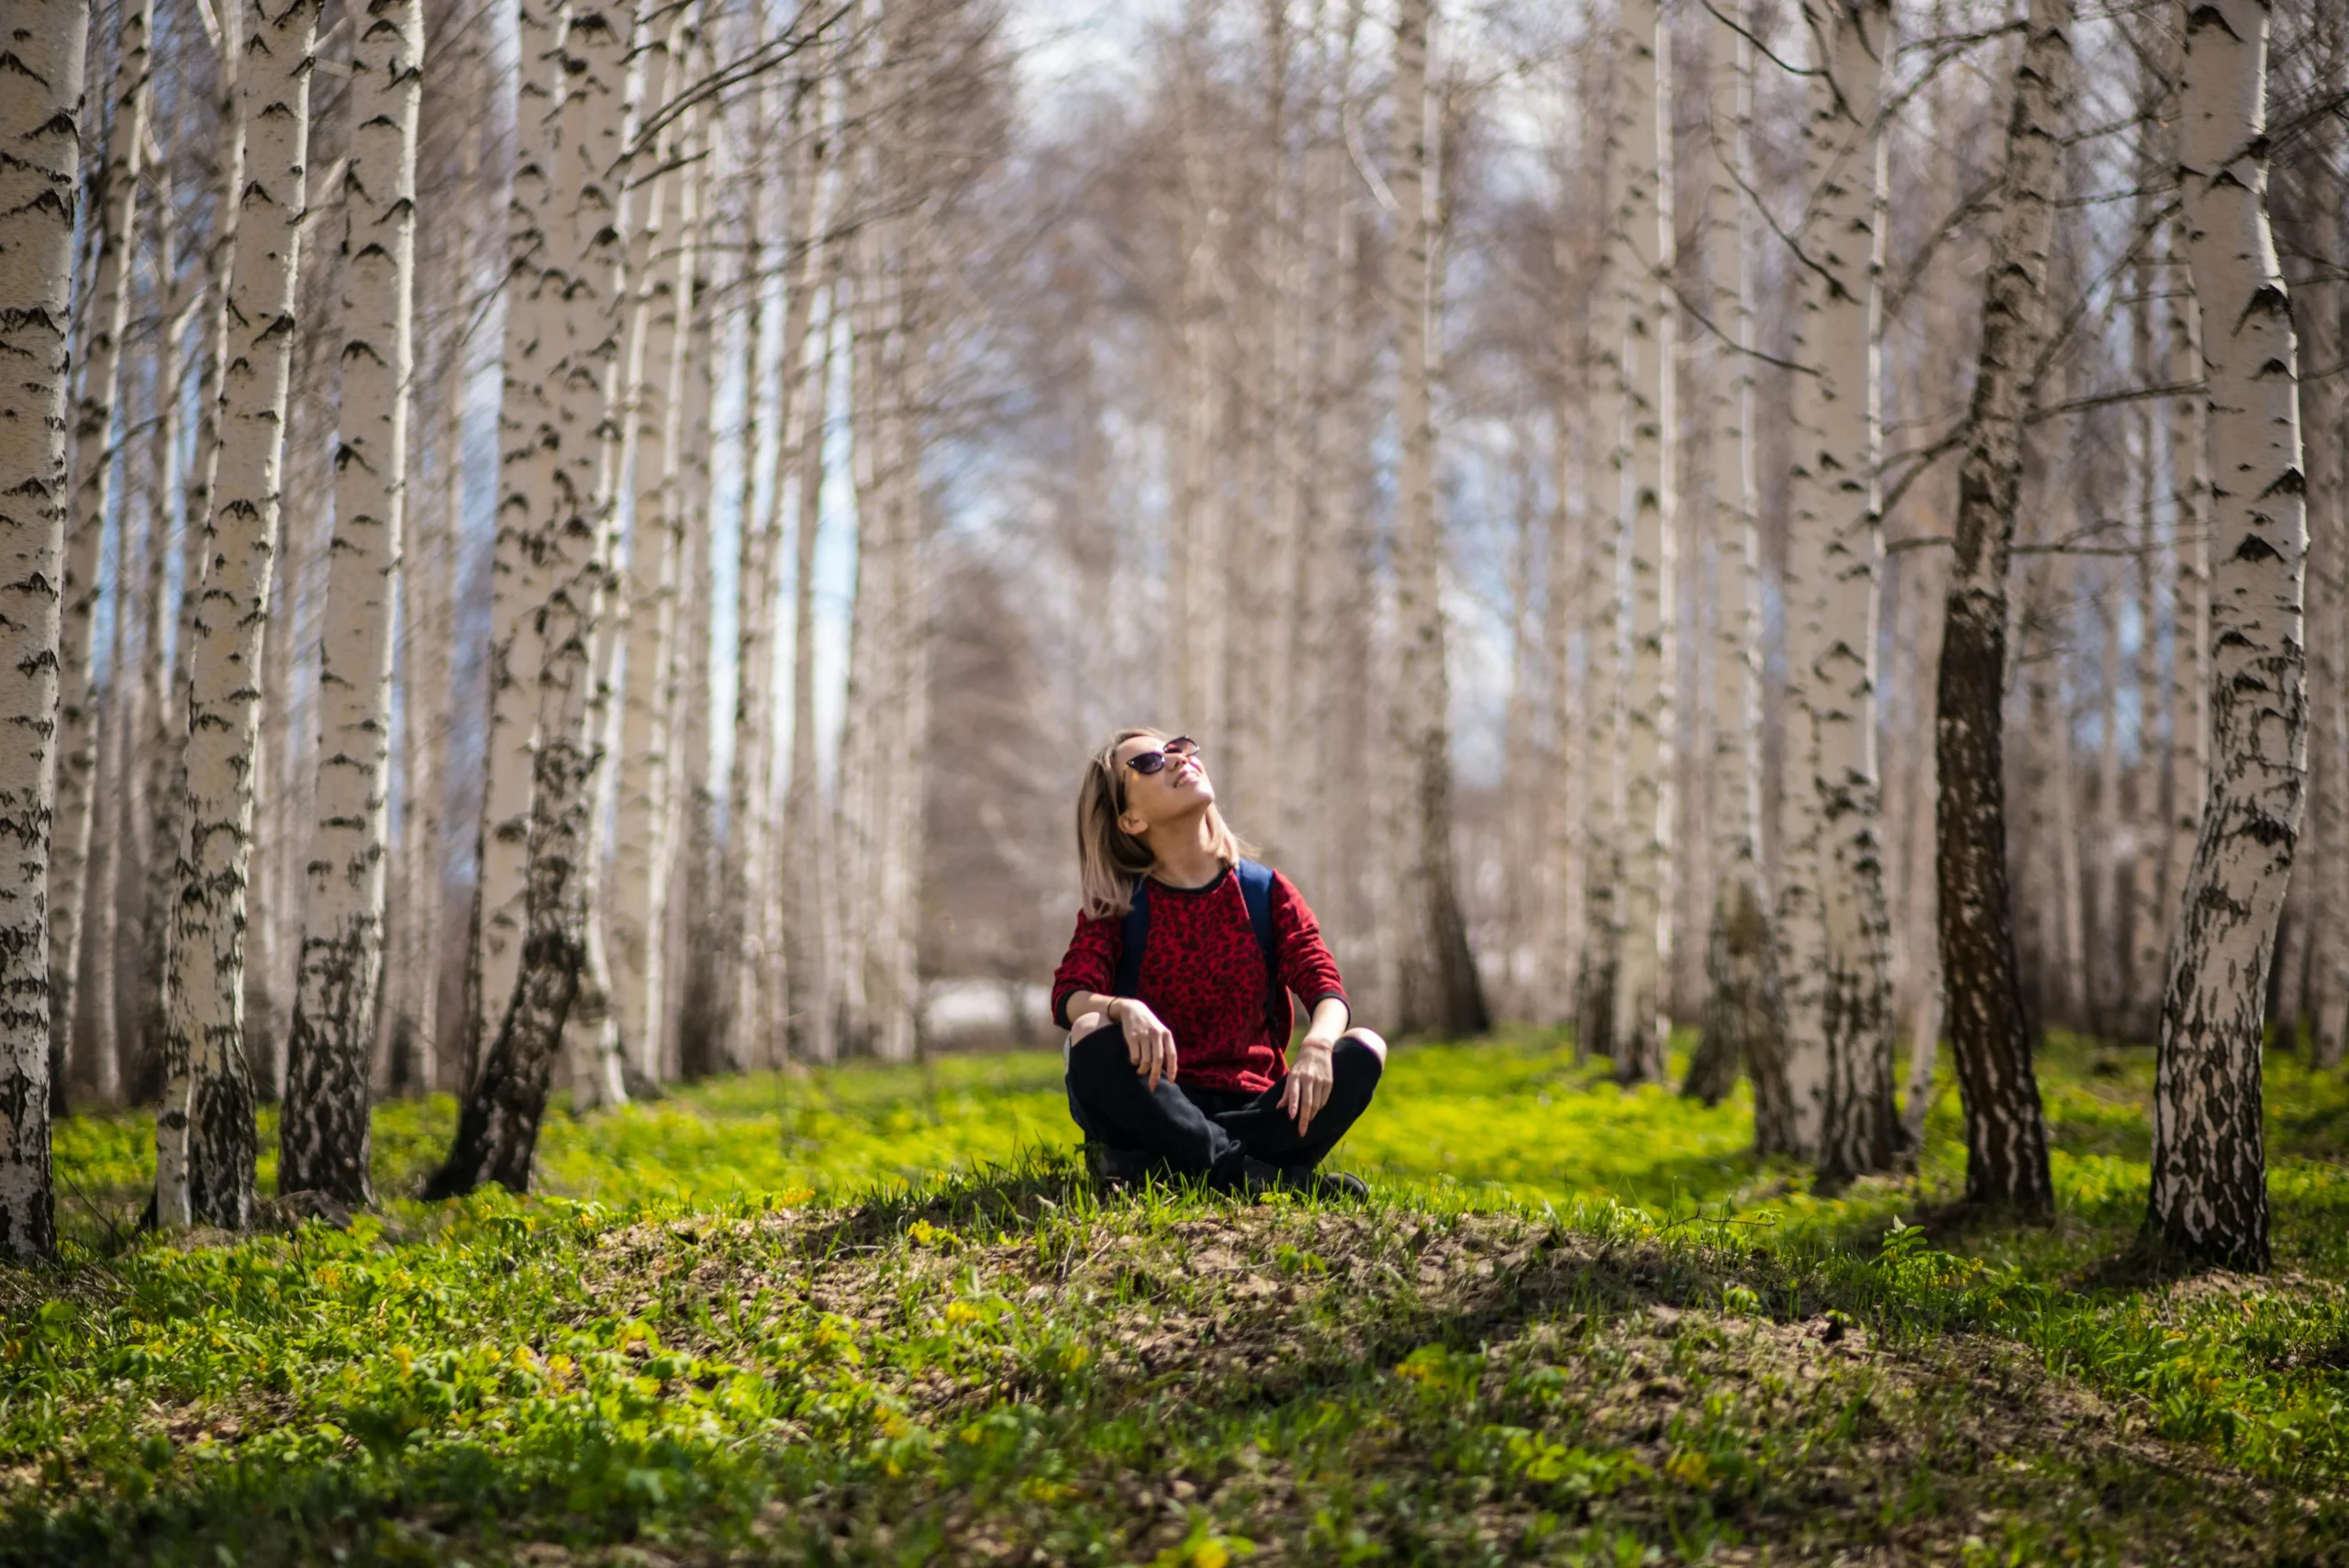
[1281,1038,1336,1133]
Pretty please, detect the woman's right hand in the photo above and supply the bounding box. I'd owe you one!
[1108,997,1177,1090]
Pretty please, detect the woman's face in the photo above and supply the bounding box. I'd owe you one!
[1114,733,1214,834]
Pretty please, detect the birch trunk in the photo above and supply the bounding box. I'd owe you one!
[468,0,566,1088]
[1687,0,1786,1110]
[1931,0,2069,1213]
[2147,0,2308,1272]
[2125,205,2168,1045]
[782,274,837,1066]
[840,60,927,1065]
[1387,0,1485,1040]
[391,39,482,1096]
[1787,0,1897,1184]
[1539,246,1584,1029]
[50,0,150,1104]
[670,104,721,1080]
[157,0,325,1231]
[1611,0,1674,1083]
[2164,217,2210,1005]
[1254,0,1301,866]
[0,0,87,1261]
[1170,15,1224,754]
[730,64,822,1074]
[132,248,192,1104]
[279,0,423,1205]
[2312,287,2348,1072]
[833,26,885,1060]
[608,0,693,1085]
[430,0,630,1192]
[1575,75,1625,1064]
[717,50,769,1071]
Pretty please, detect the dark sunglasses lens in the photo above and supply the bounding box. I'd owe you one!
[1129,751,1168,774]
[1165,738,1197,757]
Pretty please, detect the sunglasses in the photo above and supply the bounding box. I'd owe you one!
[1123,737,1201,776]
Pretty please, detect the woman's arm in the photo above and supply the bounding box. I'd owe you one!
[1299,995,1349,1046]
[1279,996,1351,1132]
[1063,990,1179,1090]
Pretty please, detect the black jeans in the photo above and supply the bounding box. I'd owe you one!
[1064,1021,1383,1184]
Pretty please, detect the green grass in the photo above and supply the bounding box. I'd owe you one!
[7,1033,2348,1564]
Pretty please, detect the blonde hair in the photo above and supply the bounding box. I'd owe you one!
[1075,727,1252,918]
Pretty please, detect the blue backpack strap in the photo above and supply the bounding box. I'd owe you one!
[1111,878,1151,998]
[1235,859,1288,1039]
[1235,859,1277,969]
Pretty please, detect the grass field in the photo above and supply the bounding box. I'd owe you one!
[6,1032,2349,1564]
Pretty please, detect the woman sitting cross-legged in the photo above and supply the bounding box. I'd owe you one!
[1051,727,1386,1197]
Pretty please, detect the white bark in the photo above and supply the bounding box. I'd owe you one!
[1387,0,1484,1039]
[390,39,482,1095]
[2164,216,2210,991]
[1787,0,1897,1183]
[2149,0,2306,1271]
[2125,225,2166,1041]
[157,0,325,1232]
[50,0,150,1092]
[1576,67,1628,1064]
[0,0,87,1260]
[1170,11,1225,752]
[760,78,828,1066]
[608,0,694,1085]
[1611,0,1675,1083]
[471,0,566,1084]
[1689,0,1786,1113]
[781,278,835,1065]
[2311,284,2348,1071]
[429,0,632,1195]
[550,0,632,1115]
[280,0,423,1204]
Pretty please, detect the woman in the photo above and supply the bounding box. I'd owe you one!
[1051,727,1386,1195]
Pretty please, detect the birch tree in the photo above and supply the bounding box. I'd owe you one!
[469,0,566,1086]
[781,293,835,1065]
[1783,0,1897,1182]
[2164,215,2210,1013]
[609,0,695,1085]
[1575,67,1626,1068]
[1687,0,1786,1111]
[1610,0,1674,1084]
[429,0,630,1195]
[1931,0,2070,1213]
[1387,0,1485,1040]
[724,26,774,1073]
[279,0,424,1205]
[0,0,89,1262]
[155,0,326,1232]
[2148,0,2308,1272]
[50,0,151,1104]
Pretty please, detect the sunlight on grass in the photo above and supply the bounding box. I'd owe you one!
[17,1030,2349,1562]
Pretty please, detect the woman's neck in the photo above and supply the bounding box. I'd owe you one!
[1148,814,1225,889]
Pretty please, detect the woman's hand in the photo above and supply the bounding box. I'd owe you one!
[1108,997,1178,1090]
[1281,1037,1336,1133]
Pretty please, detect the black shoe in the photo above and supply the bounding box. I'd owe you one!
[1284,1166,1368,1202]
[1236,1157,1368,1202]
[1083,1143,1152,1188]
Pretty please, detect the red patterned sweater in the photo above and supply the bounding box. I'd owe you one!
[1051,865,1348,1095]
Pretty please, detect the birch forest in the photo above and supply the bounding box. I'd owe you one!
[0,0,2343,1282]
